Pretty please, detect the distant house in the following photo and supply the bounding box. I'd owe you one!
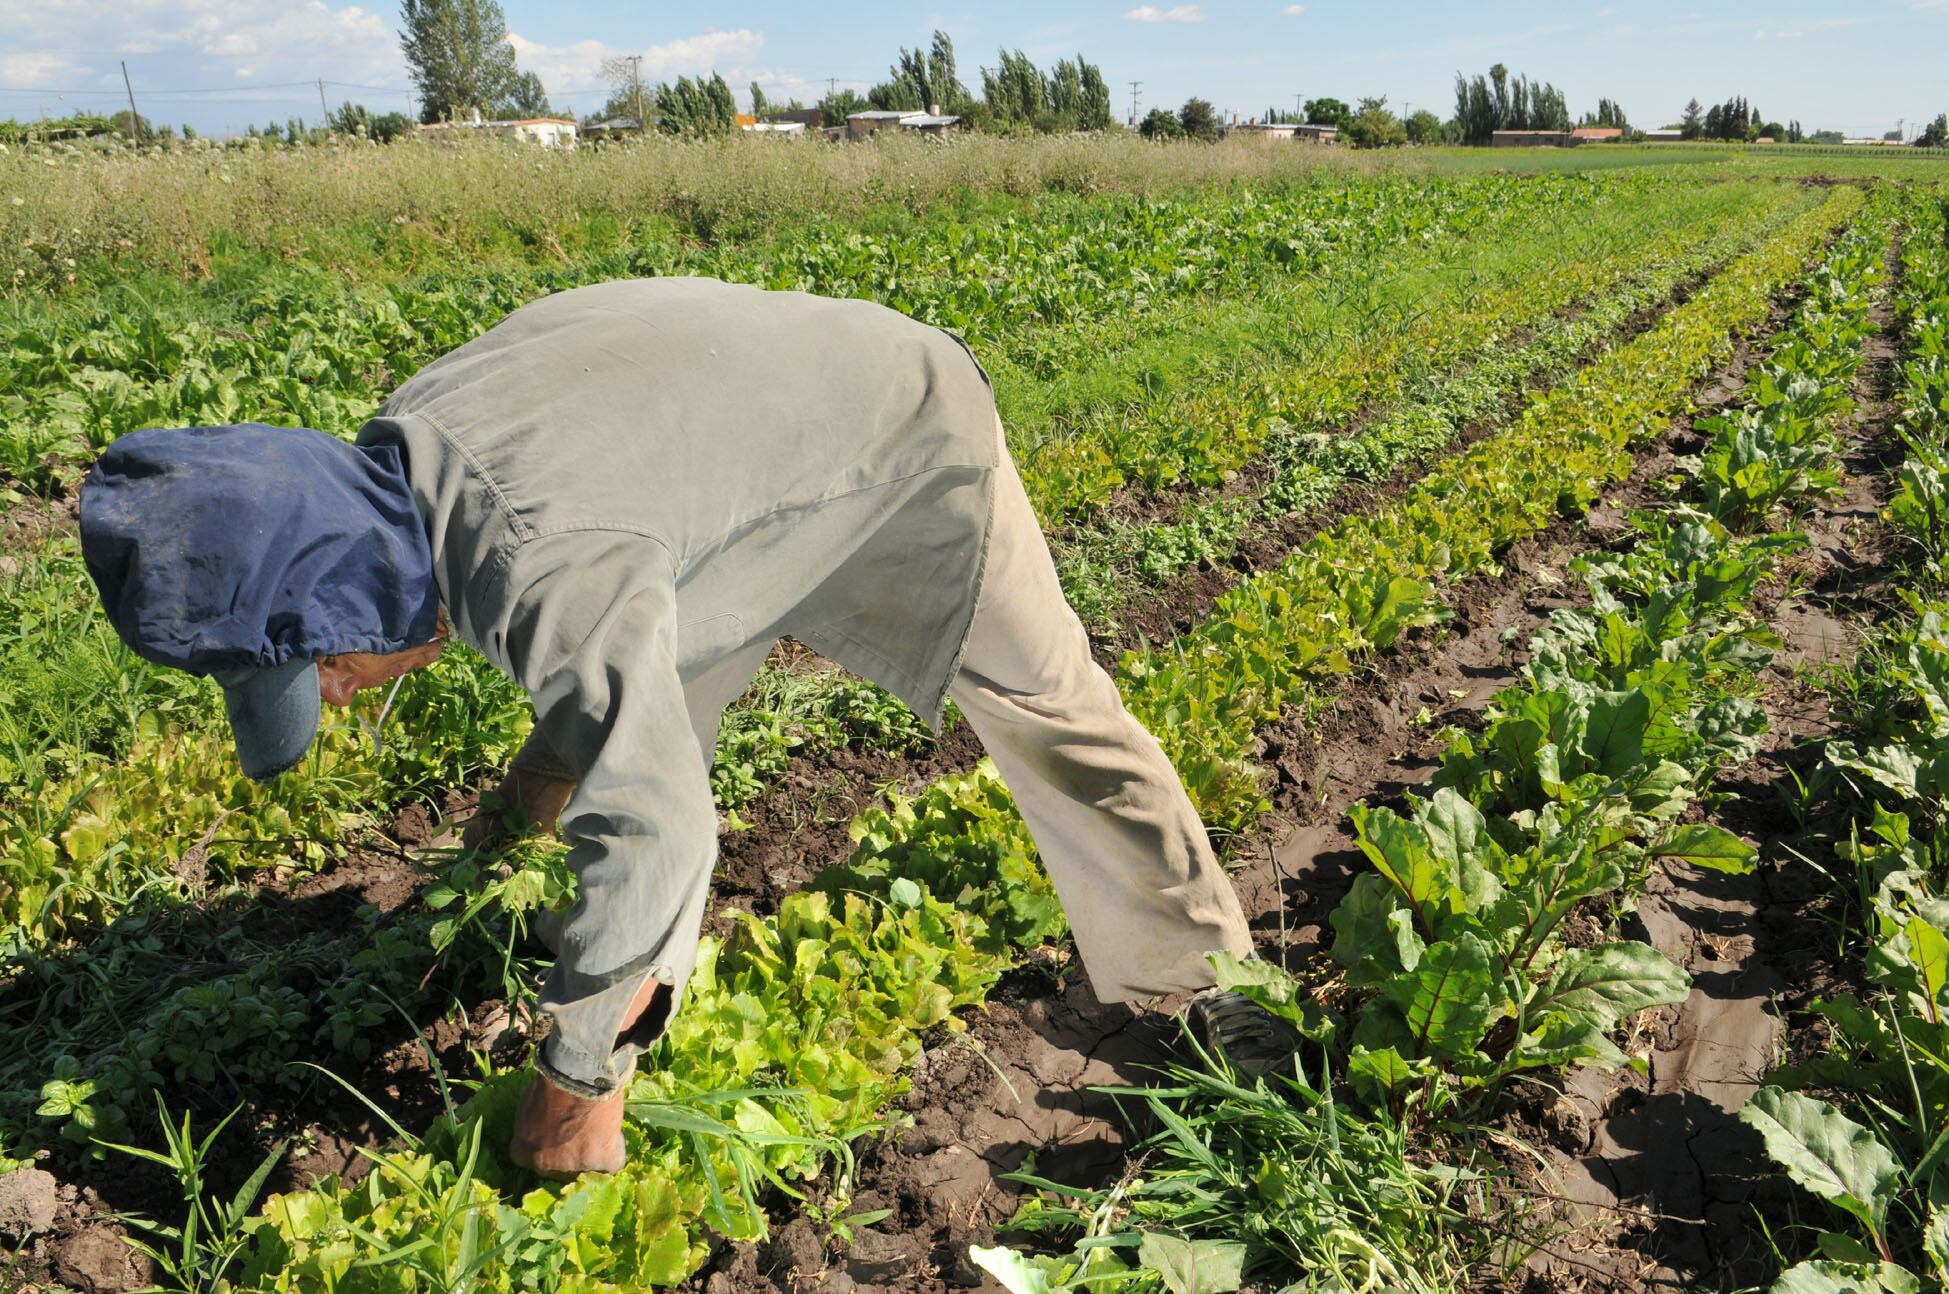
[1754,136,1776,145]
[1232,121,1339,144]
[845,110,964,140]
[583,116,644,139]
[742,121,807,135]
[1491,129,1571,147]
[846,110,916,140]
[1570,126,1624,143]
[416,111,578,148]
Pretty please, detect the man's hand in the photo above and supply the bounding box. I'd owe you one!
[509,975,668,1179]
[463,765,577,853]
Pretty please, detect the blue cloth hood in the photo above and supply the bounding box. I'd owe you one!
[80,423,440,675]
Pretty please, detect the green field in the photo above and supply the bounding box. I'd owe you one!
[2,133,1947,1293]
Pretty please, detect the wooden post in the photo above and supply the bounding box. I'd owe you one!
[120,60,141,142]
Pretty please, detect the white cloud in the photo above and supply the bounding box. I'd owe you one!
[1281,4,1306,14]
[504,28,768,107]
[1123,5,1207,22]
[1753,16,1865,38]
[0,51,80,86]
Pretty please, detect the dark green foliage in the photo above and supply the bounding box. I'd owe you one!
[1303,96,1351,129]
[398,0,519,123]
[980,48,1111,131]
[498,70,553,120]
[1345,96,1406,149]
[654,73,738,137]
[1451,63,1569,144]
[1179,97,1221,141]
[1138,106,1184,140]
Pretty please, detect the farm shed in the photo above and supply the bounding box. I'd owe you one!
[845,110,965,139]
[1643,128,1684,141]
[1491,129,1572,147]
[1570,126,1625,142]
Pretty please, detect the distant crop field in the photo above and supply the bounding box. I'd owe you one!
[1,133,1944,1294]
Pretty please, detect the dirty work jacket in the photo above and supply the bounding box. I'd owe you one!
[356,277,998,1093]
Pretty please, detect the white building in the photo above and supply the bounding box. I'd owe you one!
[415,111,578,148]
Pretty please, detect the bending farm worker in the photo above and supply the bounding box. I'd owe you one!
[77,277,1295,1178]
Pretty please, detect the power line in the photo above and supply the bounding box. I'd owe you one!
[1128,80,1142,125]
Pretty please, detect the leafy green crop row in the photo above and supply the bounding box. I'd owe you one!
[1334,201,1890,1112]
[1115,186,1864,838]
[980,186,1891,1294]
[1057,193,1796,627]
[1738,184,1949,1294]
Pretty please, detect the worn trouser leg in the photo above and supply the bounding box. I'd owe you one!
[947,421,1253,1001]
[521,639,772,962]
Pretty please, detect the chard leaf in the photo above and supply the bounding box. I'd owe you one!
[1904,917,1949,1012]
[1351,804,1447,926]
[1768,1260,1920,1294]
[968,1245,1063,1294]
[1137,1233,1246,1294]
[1419,788,1486,867]
[1650,823,1759,874]
[1530,942,1689,1033]
[1740,1088,1900,1239]
[1380,932,1499,1061]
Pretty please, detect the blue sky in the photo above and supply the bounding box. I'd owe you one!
[0,1,1939,139]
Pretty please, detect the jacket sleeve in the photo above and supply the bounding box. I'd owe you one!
[494,531,718,1096]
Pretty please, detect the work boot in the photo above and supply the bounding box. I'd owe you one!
[1181,986,1302,1077]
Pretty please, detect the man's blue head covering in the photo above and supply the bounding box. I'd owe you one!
[79,423,440,780]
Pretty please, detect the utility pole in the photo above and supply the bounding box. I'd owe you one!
[1128,80,1142,127]
[627,53,644,131]
[318,78,330,130]
[119,60,141,143]
[829,77,839,97]
[1294,92,1303,122]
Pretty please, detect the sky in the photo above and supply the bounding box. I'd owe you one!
[0,0,1940,141]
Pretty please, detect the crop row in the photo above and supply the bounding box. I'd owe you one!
[980,185,1897,1293]
[1738,183,1949,1294]
[193,189,1863,1291]
[1056,190,1799,626]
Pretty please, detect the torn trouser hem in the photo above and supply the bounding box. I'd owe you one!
[535,1045,636,1100]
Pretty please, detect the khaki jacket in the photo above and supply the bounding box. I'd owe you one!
[357,277,997,1088]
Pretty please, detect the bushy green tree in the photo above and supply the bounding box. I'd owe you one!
[655,72,738,137]
[817,87,867,126]
[1138,106,1184,140]
[1345,96,1406,149]
[1920,113,1949,148]
[750,82,769,118]
[1304,96,1352,129]
[1405,108,1443,144]
[1680,98,1704,140]
[498,70,553,119]
[1178,97,1221,141]
[399,0,518,123]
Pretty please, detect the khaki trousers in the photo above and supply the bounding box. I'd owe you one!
[941,421,1253,999]
[528,418,1253,1063]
